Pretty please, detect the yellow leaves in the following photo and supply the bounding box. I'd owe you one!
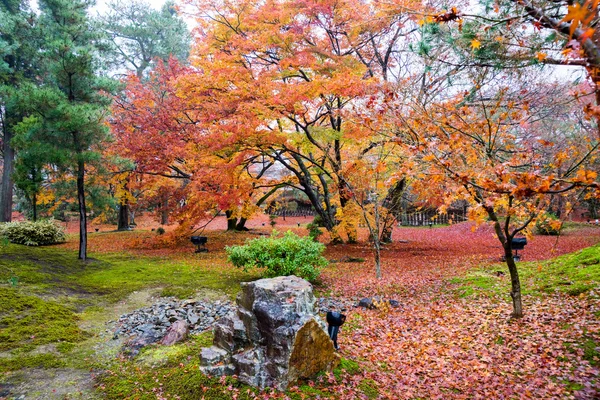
[37,189,55,205]
[470,39,481,50]
[418,16,434,26]
[536,52,547,62]
[561,0,599,38]
[575,169,597,184]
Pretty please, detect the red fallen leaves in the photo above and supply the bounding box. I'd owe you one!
[330,292,600,399]
[61,220,600,398]
[321,223,600,298]
[316,224,600,399]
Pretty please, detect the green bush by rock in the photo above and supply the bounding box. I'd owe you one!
[0,219,66,246]
[226,231,327,282]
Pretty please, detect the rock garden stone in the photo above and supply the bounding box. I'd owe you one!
[161,320,189,345]
[200,275,340,391]
[114,296,233,355]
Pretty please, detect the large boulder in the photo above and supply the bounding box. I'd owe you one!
[200,276,339,390]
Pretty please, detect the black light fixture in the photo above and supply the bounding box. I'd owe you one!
[190,236,208,253]
[326,311,346,350]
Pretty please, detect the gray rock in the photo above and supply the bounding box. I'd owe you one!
[358,297,374,309]
[200,276,339,391]
[188,313,200,325]
[161,320,189,345]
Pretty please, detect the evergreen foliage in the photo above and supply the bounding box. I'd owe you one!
[226,231,328,282]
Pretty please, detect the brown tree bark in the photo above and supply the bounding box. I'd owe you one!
[77,160,87,260]
[503,243,523,318]
[225,210,237,231]
[0,127,14,222]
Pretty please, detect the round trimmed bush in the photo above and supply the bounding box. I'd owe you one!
[0,219,66,246]
[225,230,327,282]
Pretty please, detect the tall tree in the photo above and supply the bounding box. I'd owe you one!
[99,0,190,230]
[0,0,39,222]
[405,78,599,317]
[100,0,190,79]
[14,0,113,259]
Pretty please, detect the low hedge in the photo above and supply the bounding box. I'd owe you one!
[0,219,66,246]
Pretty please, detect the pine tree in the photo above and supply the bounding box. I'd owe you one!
[16,0,113,259]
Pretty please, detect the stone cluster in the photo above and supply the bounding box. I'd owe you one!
[316,296,353,313]
[200,276,340,391]
[114,298,233,356]
[115,298,233,338]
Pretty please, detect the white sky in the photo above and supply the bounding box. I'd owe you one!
[92,0,167,14]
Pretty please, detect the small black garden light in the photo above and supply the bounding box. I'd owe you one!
[191,236,208,253]
[326,311,346,350]
[511,237,527,261]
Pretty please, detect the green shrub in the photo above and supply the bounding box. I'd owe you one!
[536,213,562,235]
[306,222,323,242]
[0,219,66,246]
[156,227,165,235]
[312,214,326,227]
[226,231,327,281]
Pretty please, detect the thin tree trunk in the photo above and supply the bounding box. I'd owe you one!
[374,201,382,279]
[77,160,87,260]
[117,203,129,230]
[161,199,169,225]
[503,243,523,318]
[32,192,37,222]
[486,200,524,318]
[0,127,14,222]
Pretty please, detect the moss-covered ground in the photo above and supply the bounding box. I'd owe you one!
[1,225,600,398]
[0,234,369,399]
[450,242,600,298]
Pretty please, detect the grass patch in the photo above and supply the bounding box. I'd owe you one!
[0,353,65,372]
[0,243,258,303]
[0,287,86,351]
[450,243,600,298]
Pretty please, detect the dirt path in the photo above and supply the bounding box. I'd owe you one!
[2,289,161,400]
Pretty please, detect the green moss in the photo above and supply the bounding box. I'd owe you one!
[0,353,65,372]
[334,357,360,379]
[56,342,76,353]
[0,287,86,351]
[358,379,379,399]
[582,338,600,367]
[160,285,197,299]
[0,243,257,304]
[450,243,600,298]
[137,332,213,368]
[292,385,331,398]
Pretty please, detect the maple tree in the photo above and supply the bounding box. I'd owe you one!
[110,59,283,232]
[98,0,191,230]
[402,74,598,317]
[174,0,431,242]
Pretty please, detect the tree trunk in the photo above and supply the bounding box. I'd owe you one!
[77,160,87,260]
[235,217,248,231]
[161,199,169,225]
[117,203,129,230]
[374,201,382,279]
[503,243,523,318]
[32,192,37,222]
[225,210,237,231]
[0,127,14,222]
[117,179,130,230]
